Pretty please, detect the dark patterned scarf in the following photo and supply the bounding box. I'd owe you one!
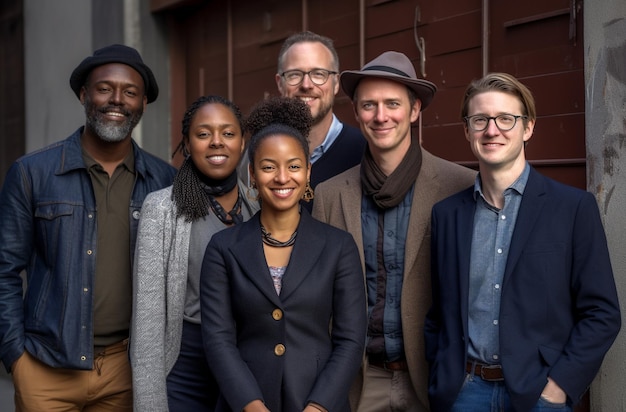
[360,138,422,209]
[173,156,242,223]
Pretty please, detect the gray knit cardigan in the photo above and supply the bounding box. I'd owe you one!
[129,184,259,411]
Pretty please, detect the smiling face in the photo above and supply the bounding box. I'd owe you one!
[276,41,339,126]
[465,91,534,174]
[250,134,310,214]
[186,102,244,180]
[354,77,420,167]
[81,63,146,142]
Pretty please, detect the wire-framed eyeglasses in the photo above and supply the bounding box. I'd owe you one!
[280,69,337,86]
[464,114,528,132]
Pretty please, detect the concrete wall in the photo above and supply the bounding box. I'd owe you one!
[1,2,171,409]
[24,0,92,151]
[585,2,626,411]
[23,0,171,161]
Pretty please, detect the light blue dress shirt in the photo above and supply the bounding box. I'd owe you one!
[467,163,530,364]
[309,114,343,164]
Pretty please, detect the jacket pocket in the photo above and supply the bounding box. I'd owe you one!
[31,203,76,325]
[33,203,75,264]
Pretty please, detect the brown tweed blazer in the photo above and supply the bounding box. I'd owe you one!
[312,148,476,411]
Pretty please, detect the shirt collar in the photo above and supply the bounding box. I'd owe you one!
[310,114,343,164]
[82,144,135,174]
[473,162,531,201]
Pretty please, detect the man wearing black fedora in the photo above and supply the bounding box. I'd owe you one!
[313,51,475,411]
[0,44,175,411]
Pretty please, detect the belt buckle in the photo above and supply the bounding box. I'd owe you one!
[480,364,504,382]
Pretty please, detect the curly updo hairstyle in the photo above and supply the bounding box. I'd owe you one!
[245,96,313,167]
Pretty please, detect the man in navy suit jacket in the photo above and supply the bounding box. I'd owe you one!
[424,72,620,412]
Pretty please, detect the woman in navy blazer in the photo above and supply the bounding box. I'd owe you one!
[200,97,367,412]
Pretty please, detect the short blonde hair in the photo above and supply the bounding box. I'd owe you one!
[460,72,536,126]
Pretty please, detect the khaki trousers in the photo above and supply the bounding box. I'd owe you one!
[12,340,132,412]
[356,363,427,412]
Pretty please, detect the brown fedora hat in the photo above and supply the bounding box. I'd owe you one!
[340,51,437,110]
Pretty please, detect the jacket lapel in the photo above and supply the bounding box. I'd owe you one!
[502,168,547,287]
[455,189,476,338]
[404,152,440,276]
[279,211,326,301]
[338,167,366,272]
[229,214,282,306]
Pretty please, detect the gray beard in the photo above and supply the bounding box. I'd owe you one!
[89,117,135,142]
[84,101,142,142]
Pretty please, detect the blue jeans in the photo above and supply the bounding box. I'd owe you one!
[166,321,218,412]
[451,374,571,412]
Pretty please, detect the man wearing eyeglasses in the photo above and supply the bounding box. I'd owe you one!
[424,72,620,412]
[275,31,366,201]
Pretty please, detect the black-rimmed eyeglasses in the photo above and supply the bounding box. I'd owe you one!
[280,69,337,86]
[464,114,528,132]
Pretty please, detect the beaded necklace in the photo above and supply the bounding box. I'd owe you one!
[260,225,297,247]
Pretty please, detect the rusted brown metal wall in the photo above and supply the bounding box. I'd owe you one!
[159,0,591,406]
[156,0,586,189]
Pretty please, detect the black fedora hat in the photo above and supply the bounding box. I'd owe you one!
[340,51,437,110]
[69,44,159,103]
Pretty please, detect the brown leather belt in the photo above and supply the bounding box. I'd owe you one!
[466,361,504,381]
[368,356,408,371]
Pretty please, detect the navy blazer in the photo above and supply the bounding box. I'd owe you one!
[424,167,620,412]
[201,210,367,412]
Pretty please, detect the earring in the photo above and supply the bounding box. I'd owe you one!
[246,181,259,201]
[302,181,314,202]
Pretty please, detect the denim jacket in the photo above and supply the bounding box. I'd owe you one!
[0,127,176,372]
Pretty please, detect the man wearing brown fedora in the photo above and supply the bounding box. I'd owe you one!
[313,51,475,411]
[0,44,175,411]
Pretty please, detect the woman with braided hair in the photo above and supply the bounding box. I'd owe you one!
[200,96,366,412]
[130,95,259,411]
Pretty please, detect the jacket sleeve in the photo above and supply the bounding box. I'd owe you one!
[424,207,442,368]
[130,192,172,412]
[306,231,367,411]
[201,236,265,411]
[546,192,621,402]
[0,161,31,372]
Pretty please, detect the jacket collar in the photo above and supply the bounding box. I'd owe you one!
[228,210,327,305]
[57,126,147,179]
[336,150,447,278]
[455,166,547,291]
